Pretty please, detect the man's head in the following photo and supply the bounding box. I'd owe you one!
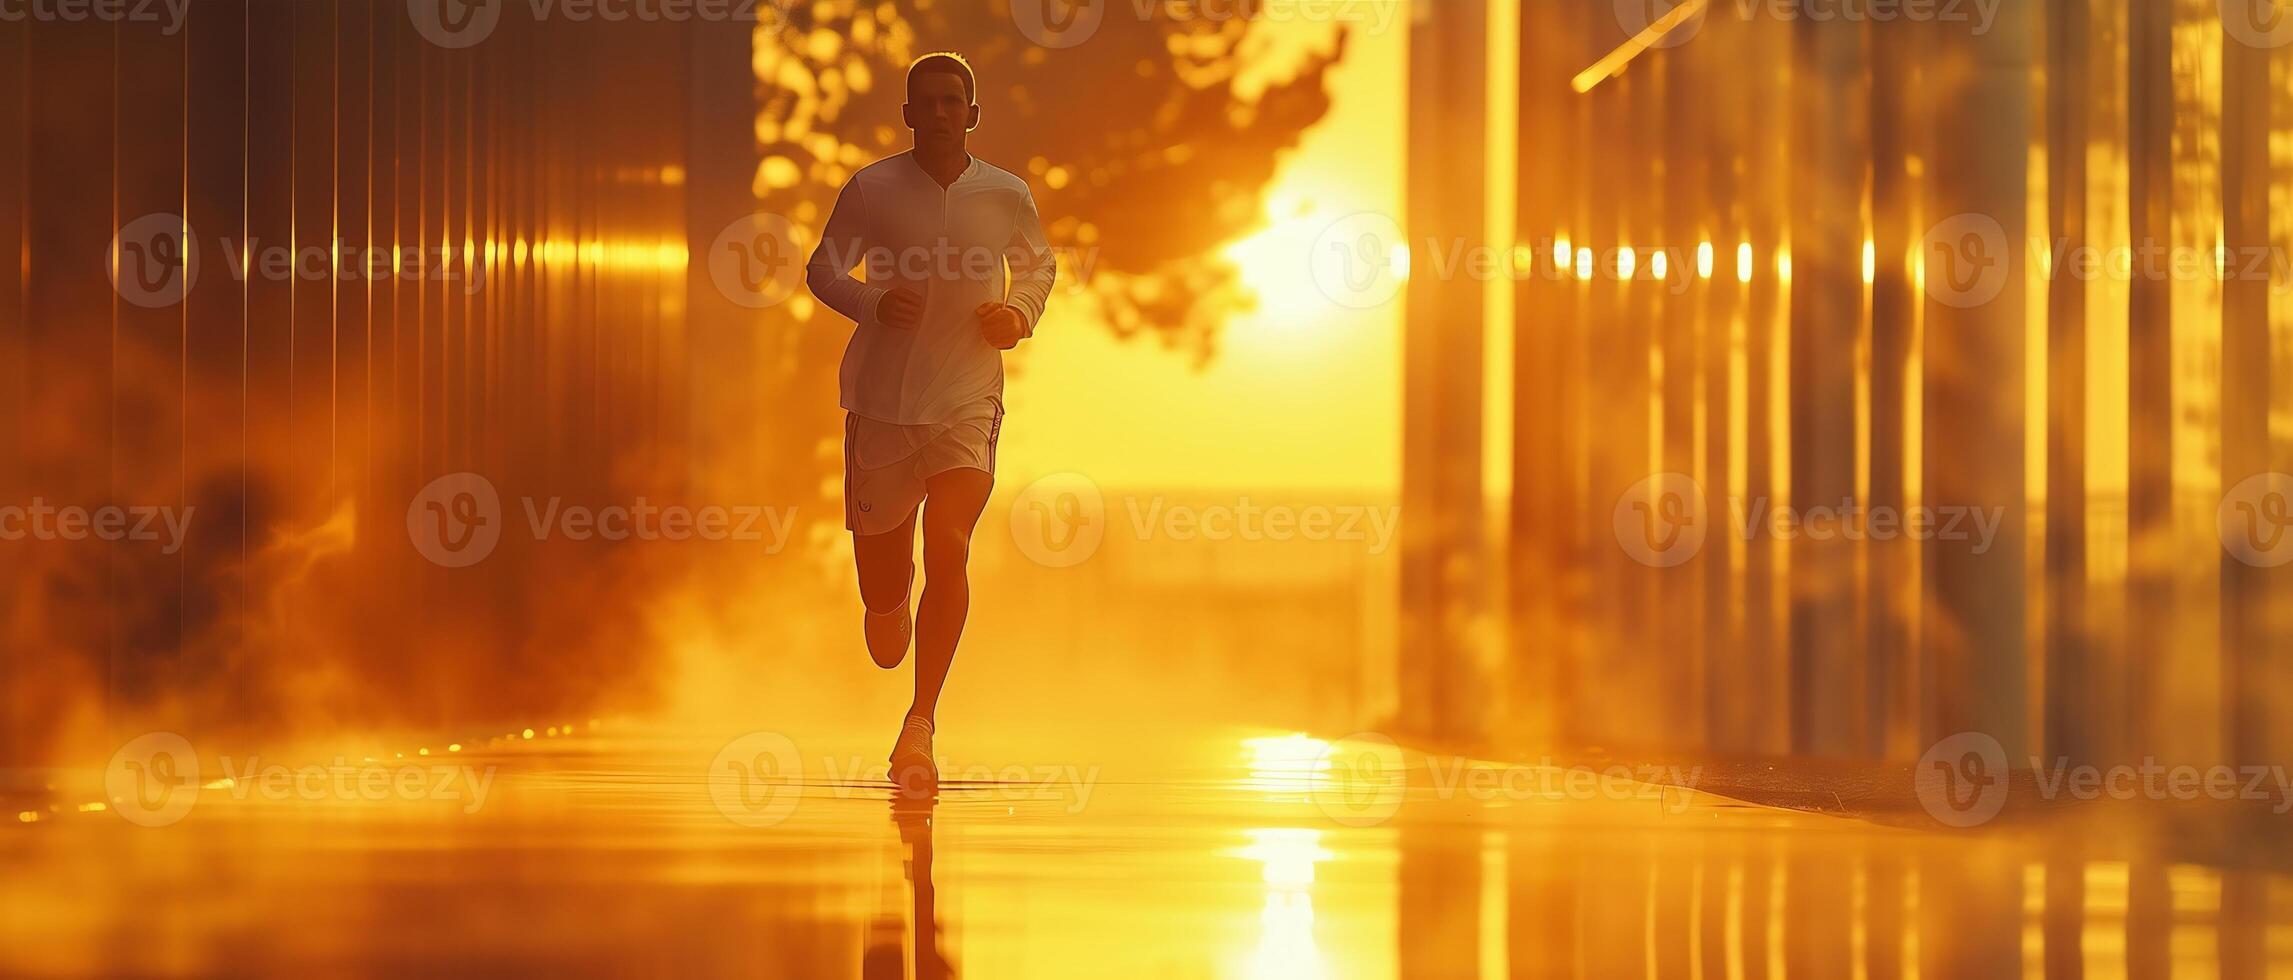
[904,52,979,147]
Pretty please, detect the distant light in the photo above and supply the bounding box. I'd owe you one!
[1650,249,1668,280]
[1862,239,1876,285]
[1737,242,1754,283]
[1552,234,1571,274]
[418,747,429,756]
[1511,244,1534,277]
[1696,241,1714,279]
[522,728,536,740]
[1241,734,1333,795]
[1617,246,1637,280]
[1575,247,1594,281]
[448,743,462,753]
[1777,249,1793,283]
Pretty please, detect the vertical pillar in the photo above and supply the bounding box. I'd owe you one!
[1869,9,1926,759]
[2219,0,2285,824]
[1508,0,1583,745]
[1788,7,1870,756]
[2123,0,2173,773]
[1400,0,1489,740]
[1923,2,2031,753]
[2044,0,2094,765]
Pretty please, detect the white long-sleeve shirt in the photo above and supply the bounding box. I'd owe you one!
[807,151,1057,425]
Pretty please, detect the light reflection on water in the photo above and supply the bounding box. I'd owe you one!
[2,727,2290,978]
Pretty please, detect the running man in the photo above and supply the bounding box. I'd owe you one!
[805,52,1057,786]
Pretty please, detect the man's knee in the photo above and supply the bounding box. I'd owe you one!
[922,525,972,577]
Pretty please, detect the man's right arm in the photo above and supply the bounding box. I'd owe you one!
[806,177,885,324]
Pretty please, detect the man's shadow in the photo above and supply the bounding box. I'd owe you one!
[863,793,954,979]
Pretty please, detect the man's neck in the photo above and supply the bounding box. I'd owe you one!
[911,142,970,188]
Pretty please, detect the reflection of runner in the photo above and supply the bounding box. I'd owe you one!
[862,798,950,977]
[806,52,1058,789]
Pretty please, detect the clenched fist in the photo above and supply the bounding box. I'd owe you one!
[877,286,923,330]
[975,301,1029,349]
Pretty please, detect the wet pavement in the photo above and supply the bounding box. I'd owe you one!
[4,724,2291,977]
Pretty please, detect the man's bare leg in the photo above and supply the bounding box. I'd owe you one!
[854,511,918,668]
[909,467,993,723]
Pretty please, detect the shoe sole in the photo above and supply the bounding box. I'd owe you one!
[865,612,911,670]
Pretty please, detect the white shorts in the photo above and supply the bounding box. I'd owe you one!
[843,398,1003,536]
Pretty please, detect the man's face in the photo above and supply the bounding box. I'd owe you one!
[904,72,976,143]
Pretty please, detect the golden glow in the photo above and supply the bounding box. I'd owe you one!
[1861,238,1876,285]
[1618,246,1638,279]
[1576,246,1594,281]
[1737,242,1754,283]
[1650,249,1669,280]
[1697,240,1714,279]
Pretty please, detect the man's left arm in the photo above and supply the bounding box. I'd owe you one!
[1001,186,1058,339]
